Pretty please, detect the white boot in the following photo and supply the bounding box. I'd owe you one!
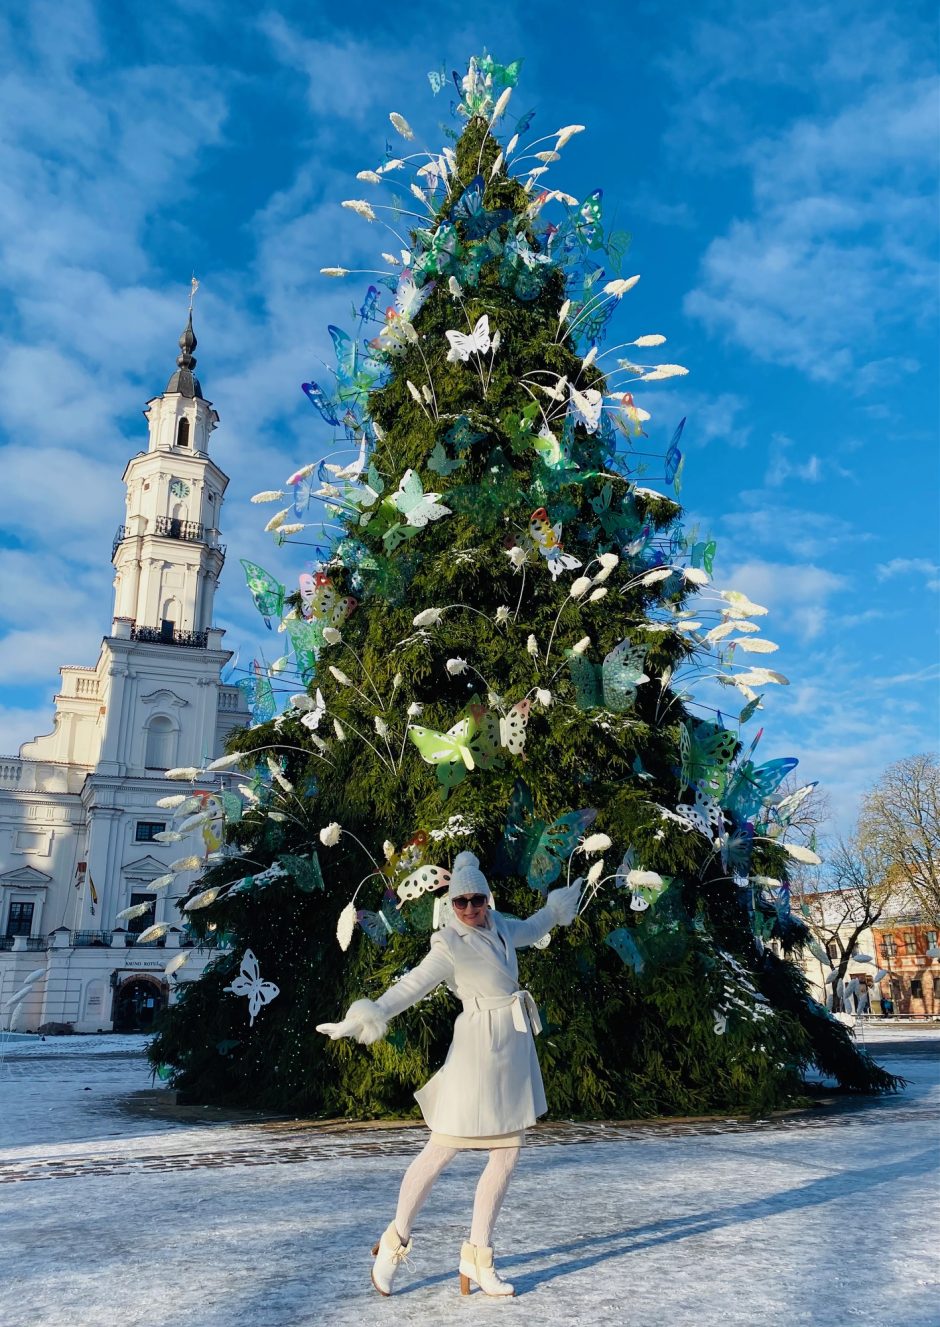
[370,1221,413,1296]
[459,1241,515,1297]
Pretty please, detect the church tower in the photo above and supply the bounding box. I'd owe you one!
[112,313,227,640]
[0,310,249,1034]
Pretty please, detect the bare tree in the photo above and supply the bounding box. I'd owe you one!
[858,753,940,925]
[790,836,889,1013]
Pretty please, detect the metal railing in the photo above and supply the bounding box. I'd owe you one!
[154,515,205,542]
[71,931,111,947]
[25,937,47,951]
[125,932,166,947]
[130,625,208,649]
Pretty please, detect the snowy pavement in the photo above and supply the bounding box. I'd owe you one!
[0,1028,937,1327]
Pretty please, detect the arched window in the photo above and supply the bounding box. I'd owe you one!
[145,715,177,770]
[176,418,190,448]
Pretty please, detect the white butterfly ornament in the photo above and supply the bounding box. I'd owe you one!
[390,469,452,528]
[224,949,280,1027]
[446,314,492,362]
[568,385,604,434]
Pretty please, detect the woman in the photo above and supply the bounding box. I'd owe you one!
[317,850,581,1298]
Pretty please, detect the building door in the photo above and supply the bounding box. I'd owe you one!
[113,977,166,1032]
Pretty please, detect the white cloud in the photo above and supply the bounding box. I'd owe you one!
[0,704,58,758]
[720,559,848,642]
[876,558,940,585]
[670,5,938,386]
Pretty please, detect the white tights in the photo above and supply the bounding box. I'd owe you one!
[393,1139,520,1247]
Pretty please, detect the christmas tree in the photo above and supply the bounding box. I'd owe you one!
[148,55,896,1116]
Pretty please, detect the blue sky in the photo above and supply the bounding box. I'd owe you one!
[0,0,937,829]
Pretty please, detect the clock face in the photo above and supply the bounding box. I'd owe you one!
[169,479,190,499]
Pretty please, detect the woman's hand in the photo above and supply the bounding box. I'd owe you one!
[316,998,388,1045]
[544,879,582,927]
[315,1014,365,1041]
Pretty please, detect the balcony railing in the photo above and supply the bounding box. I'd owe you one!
[71,931,111,947]
[154,515,205,542]
[130,625,208,649]
[113,521,225,561]
[125,932,166,947]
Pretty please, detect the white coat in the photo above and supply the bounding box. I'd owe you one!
[372,905,555,1138]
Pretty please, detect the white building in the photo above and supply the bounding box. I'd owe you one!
[0,314,249,1033]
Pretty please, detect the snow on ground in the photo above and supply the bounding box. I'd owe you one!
[0,1027,937,1327]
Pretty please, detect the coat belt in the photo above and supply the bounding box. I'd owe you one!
[464,990,542,1036]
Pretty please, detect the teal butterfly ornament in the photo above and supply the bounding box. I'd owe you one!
[498,779,598,894]
[724,756,799,823]
[449,175,513,240]
[358,888,409,950]
[377,468,453,552]
[240,559,286,629]
[565,640,649,712]
[679,720,738,796]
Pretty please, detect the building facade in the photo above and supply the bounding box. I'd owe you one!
[873,918,940,1016]
[0,316,249,1033]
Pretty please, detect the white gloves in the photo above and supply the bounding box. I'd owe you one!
[315,998,388,1045]
[544,879,582,928]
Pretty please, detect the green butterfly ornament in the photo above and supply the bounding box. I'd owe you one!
[566,640,649,712]
[679,720,738,795]
[409,700,530,794]
[499,778,598,893]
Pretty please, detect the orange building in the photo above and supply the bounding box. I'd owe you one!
[873,918,940,1017]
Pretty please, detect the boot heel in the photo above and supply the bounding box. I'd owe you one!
[460,1273,472,1295]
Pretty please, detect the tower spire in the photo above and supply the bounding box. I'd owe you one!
[165,280,204,399]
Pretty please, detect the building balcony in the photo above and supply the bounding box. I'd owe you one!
[71,930,112,947]
[130,625,209,649]
[154,515,205,542]
[112,520,226,559]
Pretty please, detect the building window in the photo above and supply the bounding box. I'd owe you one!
[176,418,190,448]
[144,715,177,770]
[6,901,34,937]
[881,936,897,958]
[927,931,938,948]
[902,932,916,954]
[126,893,156,935]
[826,941,839,961]
[135,821,166,842]
[910,979,923,1000]
[933,977,940,999]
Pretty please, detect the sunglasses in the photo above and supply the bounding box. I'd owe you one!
[452,894,488,910]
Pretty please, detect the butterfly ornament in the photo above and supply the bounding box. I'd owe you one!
[397,864,452,902]
[673,783,726,842]
[529,508,582,580]
[566,640,649,712]
[568,385,604,434]
[298,572,358,629]
[224,949,280,1027]
[409,700,530,794]
[446,314,494,362]
[499,778,598,894]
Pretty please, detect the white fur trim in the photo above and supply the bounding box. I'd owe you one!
[347,998,388,1045]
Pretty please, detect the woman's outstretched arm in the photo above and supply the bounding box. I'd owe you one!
[500,880,582,950]
[317,932,454,1044]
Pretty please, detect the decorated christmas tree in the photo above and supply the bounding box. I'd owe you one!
[148,55,896,1116]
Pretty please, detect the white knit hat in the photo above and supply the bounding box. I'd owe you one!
[447,851,489,900]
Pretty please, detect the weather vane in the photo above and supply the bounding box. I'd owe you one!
[189,274,199,312]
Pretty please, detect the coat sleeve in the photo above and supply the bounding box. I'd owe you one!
[500,906,553,950]
[372,932,455,1022]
